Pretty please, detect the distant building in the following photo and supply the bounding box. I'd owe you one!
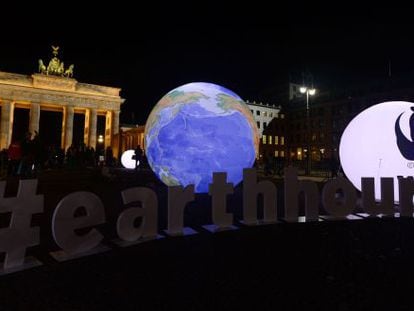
[260,109,288,160]
[0,46,124,157]
[289,82,306,101]
[245,100,283,137]
[119,124,145,154]
[245,100,287,159]
[284,76,414,168]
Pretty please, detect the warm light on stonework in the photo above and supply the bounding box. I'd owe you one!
[0,47,124,155]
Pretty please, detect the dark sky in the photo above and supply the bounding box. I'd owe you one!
[2,4,414,124]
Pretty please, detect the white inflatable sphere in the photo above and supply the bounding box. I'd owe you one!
[121,149,139,169]
[340,101,414,202]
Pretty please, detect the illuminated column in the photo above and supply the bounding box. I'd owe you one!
[61,107,66,149]
[105,110,112,148]
[63,106,74,150]
[84,109,90,146]
[0,99,14,149]
[89,109,97,149]
[112,110,120,157]
[113,110,120,135]
[29,102,40,135]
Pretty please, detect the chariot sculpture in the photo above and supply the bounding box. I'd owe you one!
[38,46,75,78]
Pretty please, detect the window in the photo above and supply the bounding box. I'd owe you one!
[281,136,285,145]
[269,112,273,118]
[263,122,267,128]
[262,135,267,144]
[264,111,267,117]
[281,151,285,157]
[250,110,253,114]
[269,136,272,144]
[257,121,260,128]
[274,150,279,157]
[281,114,285,119]
[275,136,279,145]
[256,110,260,116]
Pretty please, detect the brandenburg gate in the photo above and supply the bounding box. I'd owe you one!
[0,46,124,156]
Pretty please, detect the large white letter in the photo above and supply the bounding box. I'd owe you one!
[0,180,43,270]
[284,167,319,222]
[361,177,394,216]
[243,168,277,225]
[166,185,196,236]
[52,191,105,255]
[208,172,234,230]
[322,177,357,218]
[116,187,158,242]
[398,177,414,217]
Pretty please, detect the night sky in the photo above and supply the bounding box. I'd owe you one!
[2,5,414,125]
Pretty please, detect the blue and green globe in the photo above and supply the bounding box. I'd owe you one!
[145,82,259,193]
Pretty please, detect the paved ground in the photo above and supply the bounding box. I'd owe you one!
[0,168,412,310]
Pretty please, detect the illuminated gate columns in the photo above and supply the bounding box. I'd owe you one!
[0,72,124,156]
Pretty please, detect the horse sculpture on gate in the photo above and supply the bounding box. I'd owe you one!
[37,46,75,78]
[38,59,47,74]
[64,64,74,78]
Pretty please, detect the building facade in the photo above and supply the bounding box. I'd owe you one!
[260,111,287,159]
[0,47,124,157]
[119,124,145,153]
[284,78,414,171]
[245,100,287,159]
[246,100,283,137]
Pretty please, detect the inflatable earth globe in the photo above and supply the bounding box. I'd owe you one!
[145,82,259,193]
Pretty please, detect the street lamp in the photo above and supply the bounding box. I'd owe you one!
[98,135,104,144]
[300,86,316,176]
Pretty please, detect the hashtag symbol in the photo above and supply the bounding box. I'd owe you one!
[0,180,43,270]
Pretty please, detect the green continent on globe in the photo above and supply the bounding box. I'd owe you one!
[145,82,259,193]
[145,91,208,136]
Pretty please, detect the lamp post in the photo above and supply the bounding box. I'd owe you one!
[299,86,316,176]
[97,134,105,164]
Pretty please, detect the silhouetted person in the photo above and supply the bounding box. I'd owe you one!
[31,130,43,175]
[330,156,339,178]
[18,132,33,177]
[275,155,285,176]
[7,140,21,176]
[263,153,273,176]
[105,147,114,167]
[134,145,143,170]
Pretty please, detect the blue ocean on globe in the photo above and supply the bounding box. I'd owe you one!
[145,82,259,193]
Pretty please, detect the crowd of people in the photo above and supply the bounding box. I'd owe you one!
[0,131,146,178]
[1,131,343,180]
[259,152,342,178]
